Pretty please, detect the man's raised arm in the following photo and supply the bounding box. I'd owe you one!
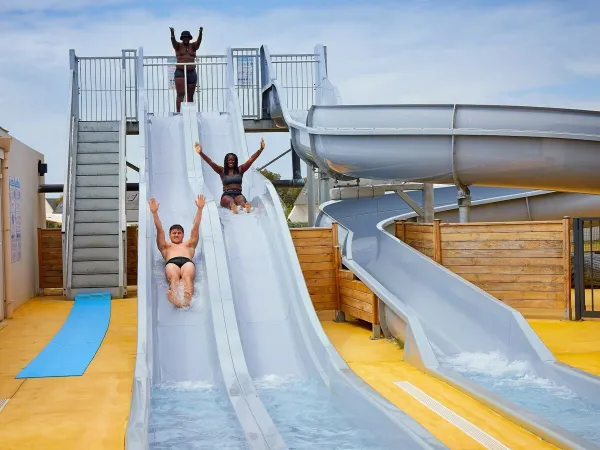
[149,198,168,251]
[170,27,179,50]
[193,27,203,50]
[188,194,206,249]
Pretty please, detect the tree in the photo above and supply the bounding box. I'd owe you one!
[260,169,304,218]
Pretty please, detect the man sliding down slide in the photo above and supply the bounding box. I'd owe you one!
[148,194,206,307]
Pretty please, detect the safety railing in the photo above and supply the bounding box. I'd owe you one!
[62,50,79,295]
[118,54,128,297]
[271,53,320,111]
[71,48,325,122]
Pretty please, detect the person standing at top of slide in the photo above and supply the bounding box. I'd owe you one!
[170,26,203,112]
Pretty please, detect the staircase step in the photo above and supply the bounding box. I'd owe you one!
[76,163,119,176]
[76,175,119,187]
[79,121,119,132]
[74,235,119,249]
[73,248,119,262]
[72,274,119,288]
[78,142,119,154]
[77,153,119,165]
[75,187,118,199]
[74,222,119,236]
[75,199,120,211]
[78,131,119,143]
[75,210,119,223]
[72,260,119,275]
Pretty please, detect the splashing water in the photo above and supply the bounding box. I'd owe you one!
[440,351,600,444]
[254,375,384,450]
[151,256,207,312]
[149,381,249,449]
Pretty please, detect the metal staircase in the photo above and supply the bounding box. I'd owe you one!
[71,122,124,296]
[62,51,127,300]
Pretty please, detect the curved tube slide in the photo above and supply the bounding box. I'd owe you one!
[261,44,600,448]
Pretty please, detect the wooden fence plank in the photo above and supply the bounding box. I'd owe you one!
[395,219,569,316]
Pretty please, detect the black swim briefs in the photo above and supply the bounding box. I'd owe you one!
[166,256,194,268]
[174,68,198,84]
[221,189,243,199]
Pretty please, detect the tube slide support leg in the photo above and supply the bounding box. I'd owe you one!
[307,163,316,227]
[457,186,471,223]
[423,183,434,223]
[319,171,331,204]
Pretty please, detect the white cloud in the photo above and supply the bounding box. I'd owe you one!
[1,1,600,185]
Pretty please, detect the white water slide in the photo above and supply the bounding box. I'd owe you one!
[259,45,600,449]
[126,48,449,449]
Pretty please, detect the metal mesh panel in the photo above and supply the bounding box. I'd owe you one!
[271,54,318,111]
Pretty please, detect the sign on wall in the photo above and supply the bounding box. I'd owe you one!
[167,56,177,89]
[237,56,254,86]
[9,176,21,263]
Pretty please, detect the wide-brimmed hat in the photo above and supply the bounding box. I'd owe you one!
[180,30,192,39]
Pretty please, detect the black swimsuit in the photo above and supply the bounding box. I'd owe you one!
[222,172,244,199]
[166,256,194,268]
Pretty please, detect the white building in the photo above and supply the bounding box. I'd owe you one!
[0,127,46,319]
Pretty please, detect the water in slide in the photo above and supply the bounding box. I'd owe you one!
[260,45,600,447]
[141,115,250,448]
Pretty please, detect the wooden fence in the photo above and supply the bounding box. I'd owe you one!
[290,226,340,312]
[290,226,380,330]
[339,269,379,326]
[38,227,139,290]
[395,219,571,317]
[38,229,63,289]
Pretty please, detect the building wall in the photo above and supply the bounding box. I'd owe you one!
[0,129,45,316]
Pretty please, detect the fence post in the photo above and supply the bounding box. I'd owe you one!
[433,219,442,264]
[395,220,406,241]
[573,218,583,320]
[563,217,572,320]
[332,222,341,314]
[37,228,43,295]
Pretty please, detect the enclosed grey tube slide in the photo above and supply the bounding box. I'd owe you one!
[260,44,600,448]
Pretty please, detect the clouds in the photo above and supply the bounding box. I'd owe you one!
[1,0,600,184]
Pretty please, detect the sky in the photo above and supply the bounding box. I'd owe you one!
[1,0,600,188]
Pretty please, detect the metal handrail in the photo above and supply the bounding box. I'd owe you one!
[62,67,78,294]
[118,56,128,296]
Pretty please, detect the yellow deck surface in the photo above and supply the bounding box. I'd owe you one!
[322,319,557,449]
[529,319,600,376]
[0,297,137,450]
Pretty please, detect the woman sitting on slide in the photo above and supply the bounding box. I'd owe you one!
[194,138,265,213]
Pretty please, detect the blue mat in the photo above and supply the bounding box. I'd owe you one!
[16,292,112,378]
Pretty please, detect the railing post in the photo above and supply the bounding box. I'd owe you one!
[314,44,327,104]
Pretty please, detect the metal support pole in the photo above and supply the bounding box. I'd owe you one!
[319,170,331,204]
[292,147,301,180]
[307,164,316,227]
[423,183,434,223]
[457,186,471,223]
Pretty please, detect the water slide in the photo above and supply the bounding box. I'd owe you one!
[260,44,600,448]
[126,48,449,449]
